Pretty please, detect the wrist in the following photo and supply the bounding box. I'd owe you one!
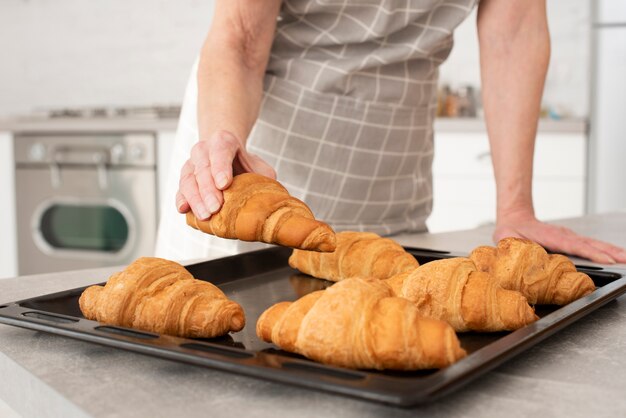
[496,204,536,225]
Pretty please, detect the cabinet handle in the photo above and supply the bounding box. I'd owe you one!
[475,151,491,162]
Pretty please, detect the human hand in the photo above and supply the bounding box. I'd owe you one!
[494,211,626,264]
[176,130,276,220]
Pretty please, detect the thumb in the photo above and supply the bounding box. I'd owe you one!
[236,150,277,179]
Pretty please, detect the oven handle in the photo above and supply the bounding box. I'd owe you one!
[50,146,110,190]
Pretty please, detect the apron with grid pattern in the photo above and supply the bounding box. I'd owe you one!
[156,0,476,262]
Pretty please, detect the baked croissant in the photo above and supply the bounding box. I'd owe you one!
[469,237,596,305]
[288,231,418,281]
[257,278,466,370]
[386,258,538,332]
[186,173,336,252]
[79,257,245,338]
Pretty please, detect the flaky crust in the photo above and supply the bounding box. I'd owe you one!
[79,257,245,338]
[288,231,418,281]
[386,258,538,332]
[186,173,336,252]
[469,237,596,305]
[256,278,466,370]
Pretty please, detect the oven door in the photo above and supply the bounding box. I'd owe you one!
[16,165,156,275]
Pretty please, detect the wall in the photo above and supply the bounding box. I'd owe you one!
[439,0,591,118]
[0,1,590,118]
[0,0,214,118]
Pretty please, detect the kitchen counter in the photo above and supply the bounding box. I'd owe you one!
[0,116,587,135]
[0,117,179,133]
[1,212,625,418]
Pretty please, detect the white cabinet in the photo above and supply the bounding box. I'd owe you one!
[589,25,626,213]
[0,132,17,279]
[427,128,586,233]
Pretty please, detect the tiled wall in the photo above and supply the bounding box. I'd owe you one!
[0,0,590,118]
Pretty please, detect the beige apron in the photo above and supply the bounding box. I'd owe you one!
[156,0,476,262]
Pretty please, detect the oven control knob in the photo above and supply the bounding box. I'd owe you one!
[110,143,125,164]
[28,143,46,162]
[129,143,145,161]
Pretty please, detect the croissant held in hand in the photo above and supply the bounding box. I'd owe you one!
[257,278,466,370]
[386,258,538,332]
[186,173,336,252]
[289,231,418,282]
[79,257,245,338]
[469,237,596,305]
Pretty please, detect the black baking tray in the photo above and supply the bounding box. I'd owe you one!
[1,246,625,407]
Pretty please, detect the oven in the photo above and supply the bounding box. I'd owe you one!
[14,133,157,275]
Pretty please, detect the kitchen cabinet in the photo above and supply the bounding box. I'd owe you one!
[0,132,17,279]
[588,7,626,213]
[428,124,586,232]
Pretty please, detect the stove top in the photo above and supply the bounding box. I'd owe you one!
[31,105,181,120]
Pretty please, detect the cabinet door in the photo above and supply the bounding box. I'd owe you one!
[430,131,585,233]
[596,1,626,24]
[0,132,17,278]
[533,180,585,221]
[427,177,496,232]
[589,27,626,213]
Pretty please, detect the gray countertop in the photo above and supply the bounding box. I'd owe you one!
[1,212,625,418]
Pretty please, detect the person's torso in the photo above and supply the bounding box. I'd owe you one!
[251,0,477,235]
[268,0,477,108]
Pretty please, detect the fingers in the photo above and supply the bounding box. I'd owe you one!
[494,221,624,265]
[552,236,616,264]
[581,237,626,263]
[208,130,239,190]
[190,142,223,218]
[178,159,210,220]
[175,191,190,214]
[536,226,616,264]
[176,131,276,221]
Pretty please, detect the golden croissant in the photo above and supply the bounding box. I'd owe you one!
[79,257,245,338]
[257,278,466,370]
[469,237,596,305]
[386,258,538,332]
[288,231,418,281]
[186,173,336,252]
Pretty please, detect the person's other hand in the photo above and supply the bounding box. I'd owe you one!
[176,130,276,220]
[494,211,626,264]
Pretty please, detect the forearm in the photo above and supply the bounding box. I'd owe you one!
[197,38,266,144]
[196,0,281,144]
[478,0,550,221]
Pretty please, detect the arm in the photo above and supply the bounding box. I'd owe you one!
[478,0,626,264]
[177,0,282,220]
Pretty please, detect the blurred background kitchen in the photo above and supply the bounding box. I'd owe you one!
[0,0,624,278]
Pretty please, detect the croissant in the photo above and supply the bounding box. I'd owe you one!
[257,278,466,370]
[79,257,245,338]
[469,237,596,305]
[288,231,418,281]
[186,173,336,252]
[386,258,538,332]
